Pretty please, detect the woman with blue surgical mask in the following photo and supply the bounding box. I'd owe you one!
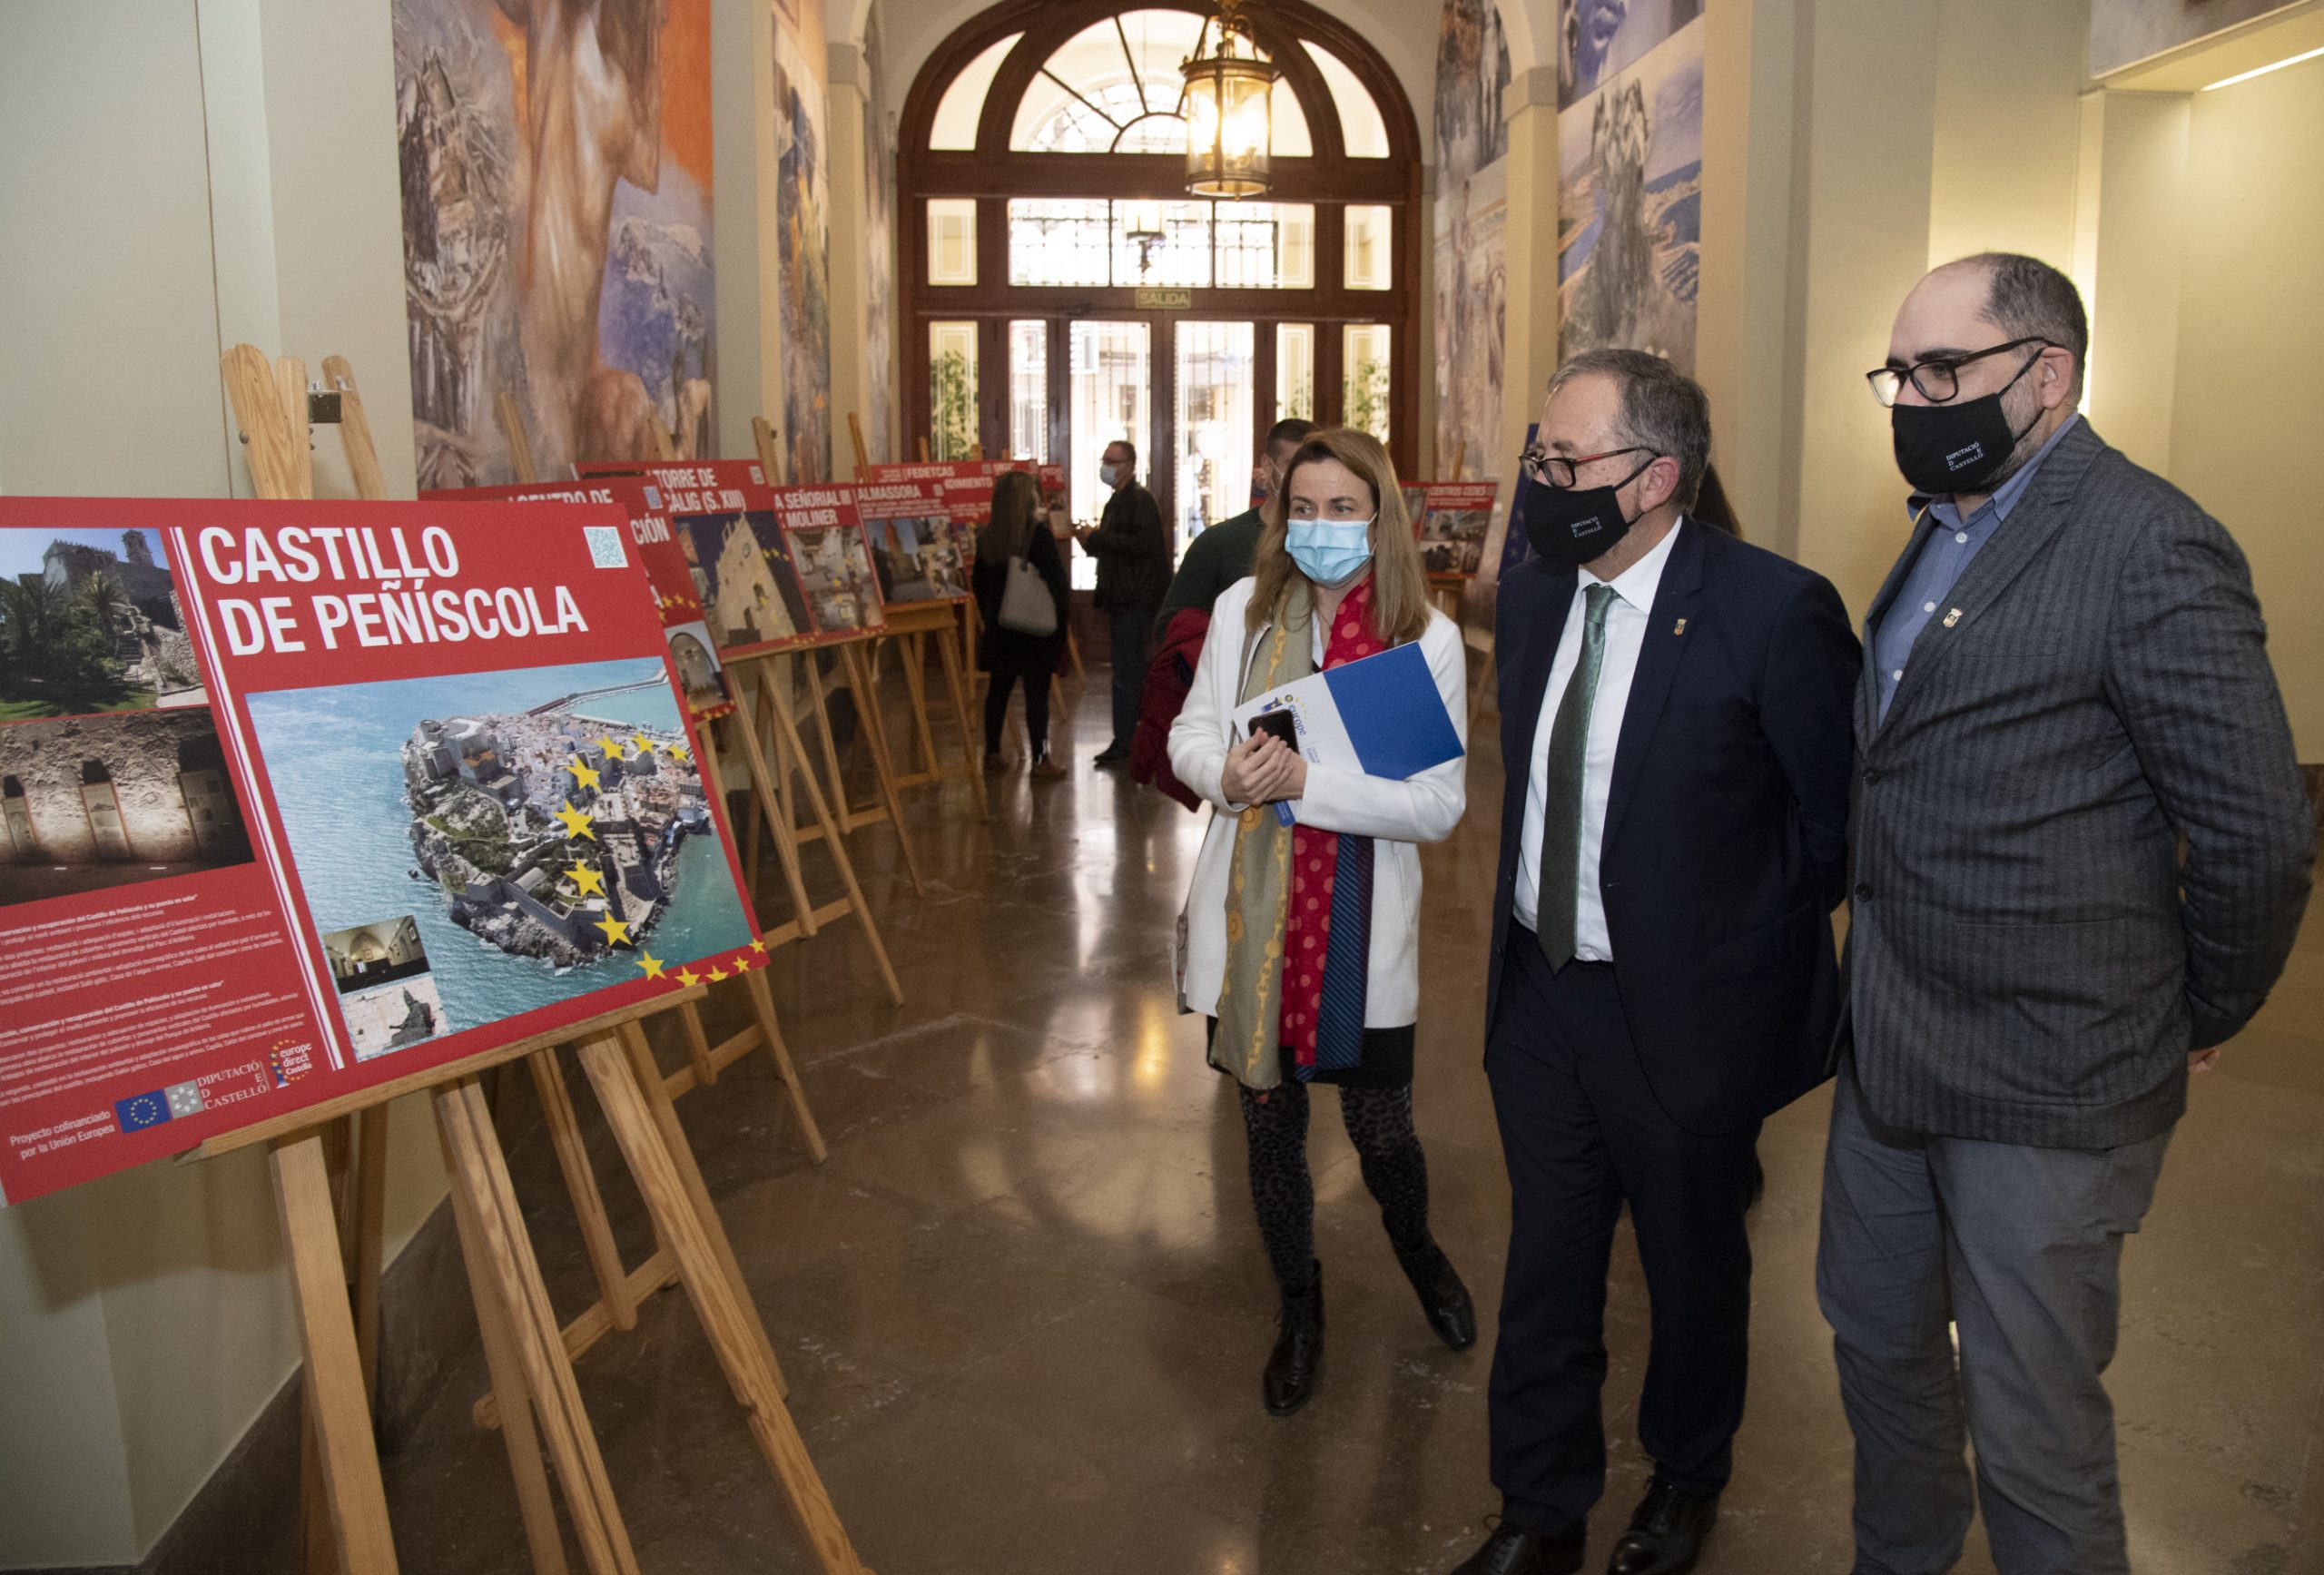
[1167,428,1475,1417]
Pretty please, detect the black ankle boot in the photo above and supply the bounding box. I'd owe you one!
[1392,1234,1477,1350]
[1264,1262,1324,1416]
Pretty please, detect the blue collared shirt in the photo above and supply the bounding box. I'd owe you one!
[1873,415,2080,721]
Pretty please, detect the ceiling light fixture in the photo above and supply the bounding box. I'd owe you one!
[2201,43,2324,90]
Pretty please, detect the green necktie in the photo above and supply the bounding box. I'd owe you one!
[1537,584,1616,970]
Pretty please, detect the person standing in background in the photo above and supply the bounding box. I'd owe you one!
[1078,439,1169,768]
[1823,251,2312,1575]
[1155,418,1318,633]
[973,469,1070,781]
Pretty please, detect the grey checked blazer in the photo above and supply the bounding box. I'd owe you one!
[1846,419,2313,1147]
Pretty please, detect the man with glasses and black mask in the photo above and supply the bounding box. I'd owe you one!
[1822,252,2312,1575]
[1452,349,1857,1575]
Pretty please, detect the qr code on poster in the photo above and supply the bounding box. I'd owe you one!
[584,525,628,569]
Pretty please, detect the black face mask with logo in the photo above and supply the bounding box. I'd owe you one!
[1520,453,1659,567]
[1889,348,2044,496]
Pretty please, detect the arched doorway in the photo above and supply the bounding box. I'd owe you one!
[899,2,1422,574]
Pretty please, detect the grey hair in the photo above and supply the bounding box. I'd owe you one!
[1547,348,1711,511]
[1959,251,2087,400]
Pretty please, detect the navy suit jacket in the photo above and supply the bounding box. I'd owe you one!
[1487,519,1861,1134]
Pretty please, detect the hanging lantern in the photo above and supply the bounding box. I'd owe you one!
[1182,1,1275,198]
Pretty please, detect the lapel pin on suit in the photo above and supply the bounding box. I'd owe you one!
[1943,607,1963,628]
[1672,617,1688,636]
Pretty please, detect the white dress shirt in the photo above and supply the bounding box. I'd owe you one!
[1512,518,1683,956]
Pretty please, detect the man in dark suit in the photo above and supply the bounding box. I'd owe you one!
[1076,439,1168,767]
[1823,253,2313,1575]
[1453,350,1860,1575]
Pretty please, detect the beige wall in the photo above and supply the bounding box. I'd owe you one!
[2169,53,2324,754]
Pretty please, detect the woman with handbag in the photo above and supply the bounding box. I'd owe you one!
[1167,428,1476,1417]
[973,468,1070,780]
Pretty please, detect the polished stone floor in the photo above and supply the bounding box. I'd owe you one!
[380,668,2324,1575]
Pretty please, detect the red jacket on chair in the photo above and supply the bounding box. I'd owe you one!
[1131,607,1210,812]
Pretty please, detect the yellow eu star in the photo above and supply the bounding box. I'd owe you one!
[706,964,730,982]
[636,951,665,980]
[749,938,767,954]
[596,734,624,761]
[675,967,700,988]
[554,802,596,841]
[665,743,692,764]
[565,861,606,898]
[630,732,655,757]
[593,913,631,947]
[565,756,601,791]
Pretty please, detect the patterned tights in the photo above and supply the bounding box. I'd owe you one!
[1236,1079,1432,1294]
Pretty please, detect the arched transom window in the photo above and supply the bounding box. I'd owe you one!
[900,1,1421,569]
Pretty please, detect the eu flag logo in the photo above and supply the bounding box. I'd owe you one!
[114,1090,172,1133]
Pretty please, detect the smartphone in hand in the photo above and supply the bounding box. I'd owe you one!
[1247,708,1298,751]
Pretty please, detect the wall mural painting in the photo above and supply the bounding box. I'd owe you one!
[1432,0,1512,493]
[773,0,835,485]
[2089,0,2299,76]
[393,0,717,488]
[859,8,899,470]
[1556,3,1704,374]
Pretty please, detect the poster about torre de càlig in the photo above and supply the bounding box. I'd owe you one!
[0,497,764,1205]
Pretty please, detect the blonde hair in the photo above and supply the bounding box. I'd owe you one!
[981,468,1044,561]
[1247,428,1432,647]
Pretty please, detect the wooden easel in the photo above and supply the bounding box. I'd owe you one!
[711,651,904,1003]
[204,995,876,1575]
[866,601,990,816]
[220,349,872,1574]
[497,392,540,484]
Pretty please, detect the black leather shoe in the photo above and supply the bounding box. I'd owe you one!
[1605,1479,1719,1575]
[1264,1263,1323,1416]
[1451,1520,1585,1575]
[1393,1234,1478,1350]
[1092,745,1129,768]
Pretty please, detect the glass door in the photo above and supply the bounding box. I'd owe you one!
[1173,321,1257,552]
[1067,320,1154,589]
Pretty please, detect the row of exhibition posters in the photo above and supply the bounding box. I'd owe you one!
[0,496,773,1205]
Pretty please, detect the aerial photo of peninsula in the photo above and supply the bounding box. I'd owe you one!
[244,657,753,1048]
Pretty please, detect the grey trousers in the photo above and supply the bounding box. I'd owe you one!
[1816,1057,2172,1575]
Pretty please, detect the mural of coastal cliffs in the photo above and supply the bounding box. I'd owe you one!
[1557,0,1705,373]
[391,0,717,487]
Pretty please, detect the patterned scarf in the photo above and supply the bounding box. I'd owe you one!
[1213,576,1383,1089]
[1281,579,1384,1078]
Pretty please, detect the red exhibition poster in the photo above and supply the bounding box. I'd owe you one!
[428,478,737,724]
[0,497,764,1204]
[579,461,827,662]
[851,477,970,605]
[1400,480,1501,577]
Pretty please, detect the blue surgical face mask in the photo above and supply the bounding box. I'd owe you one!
[1285,517,1375,588]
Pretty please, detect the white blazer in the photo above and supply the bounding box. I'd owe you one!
[1167,576,1469,1028]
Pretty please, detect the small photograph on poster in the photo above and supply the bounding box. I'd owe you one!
[244,658,752,1039]
[0,527,206,718]
[664,620,731,718]
[788,524,887,636]
[674,510,812,653]
[0,709,254,909]
[1420,505,1493,576]
[323,916,448,1060]
[861,515,969,603]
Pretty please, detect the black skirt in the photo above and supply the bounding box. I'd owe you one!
[1206,1016,1414,1089]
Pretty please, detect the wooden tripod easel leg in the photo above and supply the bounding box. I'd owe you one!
[271,1133,399,1575]
[438,1117,571,1575]
[576,1035,874,1575]
[724,681,818,939]
[435,1080,639,1575]
[839,640,924,894]
[614,1020,791,1392]
[527,1049,636,1334]
[764,677,903,1004]
[743,964,828,1163]
[932,623,991,820]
